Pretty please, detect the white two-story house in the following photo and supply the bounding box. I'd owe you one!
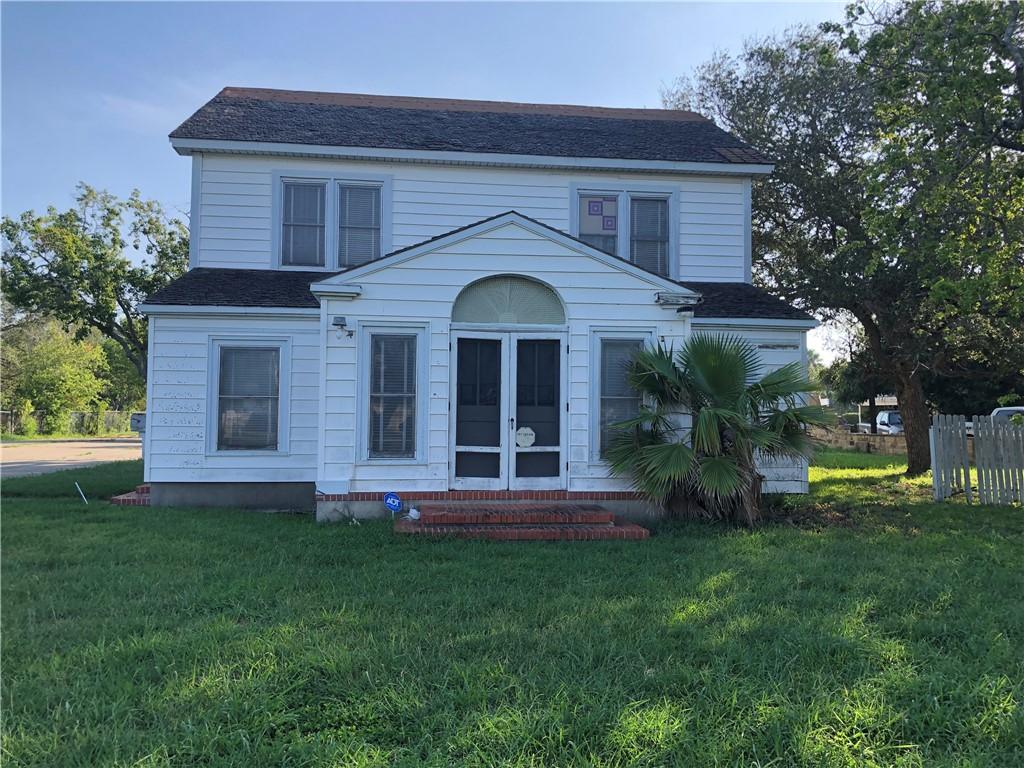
[137,88,815,518]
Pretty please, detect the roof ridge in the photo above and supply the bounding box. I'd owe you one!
[216,86,709,123]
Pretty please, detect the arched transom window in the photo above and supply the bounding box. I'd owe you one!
[451,276,565,324]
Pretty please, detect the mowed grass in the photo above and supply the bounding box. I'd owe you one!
[2,453,1022,766]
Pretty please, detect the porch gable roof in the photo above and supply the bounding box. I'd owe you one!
[310,211,697,298]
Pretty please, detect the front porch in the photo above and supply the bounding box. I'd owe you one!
[311,213,694,501]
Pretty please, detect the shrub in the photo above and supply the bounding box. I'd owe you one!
[15,401,37,437]
[40,410,71,435]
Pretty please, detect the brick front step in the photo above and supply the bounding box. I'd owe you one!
[111,484,151,506]
[394,519,649,541]
[417,502,614,526]
[111,490,150,507]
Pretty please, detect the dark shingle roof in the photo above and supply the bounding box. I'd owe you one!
[170,88,770,165]
[145,268,809,321]
[144,268,330,308]
[680,281,813,321]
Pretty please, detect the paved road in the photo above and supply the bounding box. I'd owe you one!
[0,439,142,478]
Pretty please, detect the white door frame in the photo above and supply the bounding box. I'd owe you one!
[508,331,568,491]
[449,329,568,491]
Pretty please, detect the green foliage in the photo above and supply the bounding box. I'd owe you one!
[15,400,37,437]
[1,184,188,378]
[2,319,107,434]
[3,455,1023,766]
[606,333,830,525]
[820,346,894,406]
[99,338,146,411]
[663,6,1024,475]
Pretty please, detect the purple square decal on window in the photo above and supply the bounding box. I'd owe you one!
[602,216,616,231]
[588,200,603,216]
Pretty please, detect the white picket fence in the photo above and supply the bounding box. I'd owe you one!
[930,414,1024,504]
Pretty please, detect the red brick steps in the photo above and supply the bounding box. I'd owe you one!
[418,502,614,526]
[395,502,649,541]
[111,484,150,506]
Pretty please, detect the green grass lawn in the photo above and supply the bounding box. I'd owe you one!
[2,452,1022,767]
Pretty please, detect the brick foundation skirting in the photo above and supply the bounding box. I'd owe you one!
[316,489,642,502]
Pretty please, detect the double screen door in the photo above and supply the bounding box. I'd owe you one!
[450,331,567,490]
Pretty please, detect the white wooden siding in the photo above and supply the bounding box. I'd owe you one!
[192,153,748,281]
[146,314,320,483]
[316,222,692,494]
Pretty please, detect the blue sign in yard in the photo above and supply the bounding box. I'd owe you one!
[383,492,402,513]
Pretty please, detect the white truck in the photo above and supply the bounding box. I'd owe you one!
[857,410,903,435]
[966,406,1024,436]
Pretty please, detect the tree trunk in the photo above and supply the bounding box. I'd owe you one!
[868,393,878,434]
[895,371,931,475]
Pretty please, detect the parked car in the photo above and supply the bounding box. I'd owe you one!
[856,410,903,435]
[875,410,903,435]
[966,406,1024,436]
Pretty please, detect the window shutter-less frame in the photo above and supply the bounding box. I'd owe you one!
[282,182,326,266]
[338,184,382,268]
[630,198,669,276]
[599,339,644,456]
[369,334,417,458]
[218,347,281,450]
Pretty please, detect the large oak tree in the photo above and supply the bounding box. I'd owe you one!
[2,184,188,379]
[665,2,1024,474]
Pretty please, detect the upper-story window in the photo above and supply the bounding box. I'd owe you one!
[574,187,676,278]
[277,173,390,269]
[578,195,619,255]
[630,198,670,276]
[282,181,327,267]
[338,184,381,268]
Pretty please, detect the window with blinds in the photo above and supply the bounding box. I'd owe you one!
[282,182,326,266]
[630,198,670,276]
[218,347,280,451]
[369,334,417,458]
[338,184,382,268]
[600,339,644,456]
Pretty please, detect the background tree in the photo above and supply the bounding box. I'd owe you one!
[99,339,148,412]
[1,184,188,379]
[664,3,1024,474]
[2,319,107,433]
[819,347,896,433]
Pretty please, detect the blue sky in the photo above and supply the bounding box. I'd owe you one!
[2,1,848,356]
[2,1,845,218]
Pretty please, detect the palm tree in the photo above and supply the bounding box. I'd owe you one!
[606,333,830,525]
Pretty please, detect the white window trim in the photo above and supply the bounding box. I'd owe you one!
[588,327,657,464]
[356,321,429,465]
[207,336,292,457]
[272,170,393,271]
[569,182,680,279]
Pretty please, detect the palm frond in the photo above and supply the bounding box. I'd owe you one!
[604,424,664,479]
[634,441,696,499]
[763,404,833,433]
[678,333,760,406]
[748,362,815,408]
[627,344,689,409]
[691,407,724,455]
[694,455,743,500]
[609,406,675,434]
